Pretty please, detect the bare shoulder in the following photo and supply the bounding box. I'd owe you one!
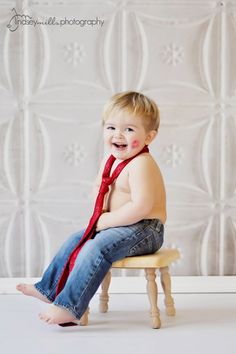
[128,152,161,174]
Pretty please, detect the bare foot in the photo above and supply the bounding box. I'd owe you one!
[16,283,52,304]
[39,304,78,325]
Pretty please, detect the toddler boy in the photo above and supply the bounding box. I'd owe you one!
[16,91,166,326]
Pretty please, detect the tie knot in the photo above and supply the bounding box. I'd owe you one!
[99,176,112,194]
[102,177,112,185]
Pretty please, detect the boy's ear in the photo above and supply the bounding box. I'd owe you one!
[145,130,157,144]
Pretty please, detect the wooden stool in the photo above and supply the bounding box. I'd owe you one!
[79,248,180,328]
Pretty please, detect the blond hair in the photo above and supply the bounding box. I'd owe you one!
[102,91,160,132]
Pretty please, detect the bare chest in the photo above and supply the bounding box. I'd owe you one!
[110,166,130,193]
[104,168,130,210]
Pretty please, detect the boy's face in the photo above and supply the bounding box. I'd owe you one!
[103,111,156,160]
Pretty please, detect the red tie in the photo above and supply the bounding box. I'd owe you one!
[55,145,149,296]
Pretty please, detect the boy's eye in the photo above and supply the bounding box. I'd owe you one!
[125,127,134,132]
[106,126,115,130]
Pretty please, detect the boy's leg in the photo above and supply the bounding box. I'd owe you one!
[43,219,162,323]
[17,229,86,303]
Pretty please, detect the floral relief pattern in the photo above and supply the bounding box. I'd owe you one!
[63,143,86,166]
[63,42,86,67]
[160,43,184,66]
[162,144,184,167]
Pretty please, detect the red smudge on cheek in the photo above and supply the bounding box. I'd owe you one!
[131,140,140,149]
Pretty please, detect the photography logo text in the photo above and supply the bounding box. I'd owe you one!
[7,8,104,32]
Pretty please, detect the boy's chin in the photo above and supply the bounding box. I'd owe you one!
[110,146,127,158]
[111,148,138,160]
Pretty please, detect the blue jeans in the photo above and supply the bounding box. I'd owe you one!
[34,218,164,320]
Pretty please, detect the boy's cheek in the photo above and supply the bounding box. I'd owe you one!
[131,140,140,149]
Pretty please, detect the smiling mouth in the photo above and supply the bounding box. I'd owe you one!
[112,143,127,149]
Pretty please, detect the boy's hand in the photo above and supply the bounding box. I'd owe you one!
[96,212,109,232]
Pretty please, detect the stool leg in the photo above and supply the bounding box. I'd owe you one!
[145,268,161,329]
[99,268,112,313]
[160,266,176,316]
[79,306,90,326]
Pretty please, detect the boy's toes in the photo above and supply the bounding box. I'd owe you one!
[47,318,54,324]
[16,284,23,291]
[39,312,49,322]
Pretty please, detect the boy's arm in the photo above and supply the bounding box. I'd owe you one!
[96,156,156,230]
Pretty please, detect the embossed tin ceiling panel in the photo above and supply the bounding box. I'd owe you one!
[0,0,236,277]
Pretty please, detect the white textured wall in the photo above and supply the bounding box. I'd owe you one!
[0,0,236,277]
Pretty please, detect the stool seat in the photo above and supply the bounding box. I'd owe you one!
[112,248,180,269]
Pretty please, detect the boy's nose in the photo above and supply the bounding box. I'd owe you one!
[114,130,123,138]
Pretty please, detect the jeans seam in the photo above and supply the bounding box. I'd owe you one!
[127,223,157,249]
[78,254,107,303]
[149,223,163,233]
[101,223,151,257]
[131,232,153,247]
[48,271,67,298]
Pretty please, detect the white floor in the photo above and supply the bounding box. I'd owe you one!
[1,293,236,354]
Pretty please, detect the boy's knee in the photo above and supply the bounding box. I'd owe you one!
[80,239,101,255]
[83,238,109,258]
